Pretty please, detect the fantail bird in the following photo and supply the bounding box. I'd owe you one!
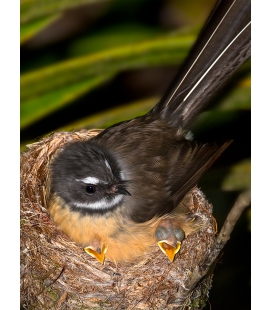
[47,0,251,264]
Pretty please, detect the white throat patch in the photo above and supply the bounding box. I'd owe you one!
[74,194,123,210]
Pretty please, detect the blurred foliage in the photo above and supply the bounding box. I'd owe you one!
[20,0,107,24]
[21,0,219,146]
[20,1,251,309]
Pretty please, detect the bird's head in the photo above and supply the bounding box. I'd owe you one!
[49,140,130,213]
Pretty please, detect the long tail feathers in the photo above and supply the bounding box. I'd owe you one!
[150,0,251,128]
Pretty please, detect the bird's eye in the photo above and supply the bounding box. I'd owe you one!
[174,228,185,241]
[155,226,167,240]
[85,185,96,195]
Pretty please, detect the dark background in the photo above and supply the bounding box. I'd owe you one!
[20,0,251,308]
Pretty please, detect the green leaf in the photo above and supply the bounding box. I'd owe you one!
[20,74,114,129]
[199,159,251,191]
[67,23,164,57]
[221,159,251,190]
[20,15,59,43]
[216,76,251,110]
[191,75,251,133]
[58,97,158,131]
[20,97,158,151]
[20,0,108,24]
[20,31,196,101]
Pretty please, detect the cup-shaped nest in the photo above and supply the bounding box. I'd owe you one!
[20,129,216,310]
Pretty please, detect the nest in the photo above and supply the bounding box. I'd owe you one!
[20,129,217,310]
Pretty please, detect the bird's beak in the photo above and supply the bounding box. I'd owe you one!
[115,186,131,196]
[157,240,181,262]
[84,243,108,264]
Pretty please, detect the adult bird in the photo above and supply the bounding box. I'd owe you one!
[47,0,251,264]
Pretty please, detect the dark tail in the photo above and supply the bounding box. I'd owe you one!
[150,0,251,129]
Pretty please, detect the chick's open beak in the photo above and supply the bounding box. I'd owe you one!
[157,240,181,262]
[84,243,108,264]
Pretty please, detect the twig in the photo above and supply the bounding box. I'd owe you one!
[203,189,251,268]
[182,190,251,299]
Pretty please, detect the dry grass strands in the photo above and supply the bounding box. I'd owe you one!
[20,129,218,310]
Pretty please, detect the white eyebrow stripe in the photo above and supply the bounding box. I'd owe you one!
[76,176,101,185]
[74,195,123,210]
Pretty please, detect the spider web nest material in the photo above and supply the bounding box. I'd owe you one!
[20,129,217,310]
